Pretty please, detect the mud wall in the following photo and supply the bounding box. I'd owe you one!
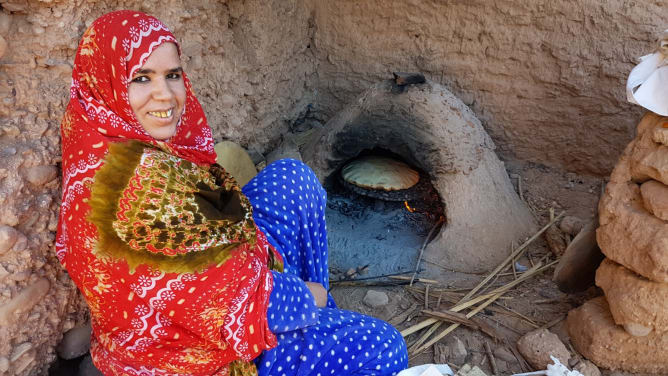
[0,0,664,374]
[310,0,665,175]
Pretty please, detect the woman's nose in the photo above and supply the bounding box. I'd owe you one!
[151,78,174,101]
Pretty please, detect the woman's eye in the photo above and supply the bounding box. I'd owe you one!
[167,73,181,80]
[131,76,149,83]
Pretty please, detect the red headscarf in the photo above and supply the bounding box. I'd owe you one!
[57,11,277,375]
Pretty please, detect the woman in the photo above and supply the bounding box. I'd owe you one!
[58,10,407,376]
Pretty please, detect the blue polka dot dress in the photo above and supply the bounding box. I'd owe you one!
[242,159,408,376]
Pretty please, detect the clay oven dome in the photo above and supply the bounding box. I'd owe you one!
[302,81,537,275]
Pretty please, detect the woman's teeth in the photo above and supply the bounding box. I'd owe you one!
[148,109,173,118]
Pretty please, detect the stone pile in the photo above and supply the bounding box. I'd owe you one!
[567,113,668,374]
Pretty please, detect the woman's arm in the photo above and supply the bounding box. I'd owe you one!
[266,271,321,333]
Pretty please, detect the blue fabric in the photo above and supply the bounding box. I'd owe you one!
[267,271,319,332]
[243,159,408,376]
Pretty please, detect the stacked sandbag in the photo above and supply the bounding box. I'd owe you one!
[567,113,668,374]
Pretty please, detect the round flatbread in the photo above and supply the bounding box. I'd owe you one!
[341,156,419,191]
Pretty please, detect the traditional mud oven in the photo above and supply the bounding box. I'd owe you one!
[302,79,537,277]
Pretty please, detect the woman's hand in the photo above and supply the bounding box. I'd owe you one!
[304,282,327,307]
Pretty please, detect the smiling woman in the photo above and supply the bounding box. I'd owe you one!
[128,42,185,140]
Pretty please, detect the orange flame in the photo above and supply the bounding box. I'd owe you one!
[404,201,416,213]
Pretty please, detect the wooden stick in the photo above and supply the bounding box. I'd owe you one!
[459,212,564,303]
[436,292,443,308]
[485,341,498,375]
[518,175,524,201]
[410,217,445,285]
[425,284,430,310]
[390,275,439,284]
[422,309,472,327]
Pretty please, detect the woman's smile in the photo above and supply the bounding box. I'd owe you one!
[148,108,174,119]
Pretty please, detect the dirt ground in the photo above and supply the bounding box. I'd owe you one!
[329,159,641,375]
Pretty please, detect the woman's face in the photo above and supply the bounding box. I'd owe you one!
[128,42,185,140]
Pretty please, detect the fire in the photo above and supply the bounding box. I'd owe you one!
[404,201,416,213]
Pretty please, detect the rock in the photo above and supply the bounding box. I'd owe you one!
[57,322,92,359]
[363,290,389,307]
[516,328,570,370]
[574,359,601,376]
[640,180,668,221]
[597,180,668,282]
[443,336,467,365]
[544,225,567,257]
[0,278,50,325]
[567,297,668,374]
[214,141,257,187]
[0,225,18,254]
[493,346,516,363]
[455,364,488,376]
[622,322,652,337]
[553,218,604,293]
[24,165,58,185]
[1,2,26,12]
[10,342,32,362]
[596,258,668,333]
[0,35,6,59]
[629,115,668,186]
[559,216,585,236]
[652,125,668,146]
[12,350,35,375]
[0,12,12,35]
[0,356,7,372]
[219,94,236,109]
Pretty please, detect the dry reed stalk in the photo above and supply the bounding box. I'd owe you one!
[484,341,498,375]
[422,309,503,341]
[410,260,558,355]
[493,303,541,328]
[410,217,445,285]
[401,261,551,337]
[459,212,564,303]
[511,241,518,280]
[408,321,442,353]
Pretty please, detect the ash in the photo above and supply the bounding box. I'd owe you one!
[326,185,442,280]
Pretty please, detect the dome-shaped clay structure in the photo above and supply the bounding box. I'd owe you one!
[342,156,419,191]
[302,81,537,274]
